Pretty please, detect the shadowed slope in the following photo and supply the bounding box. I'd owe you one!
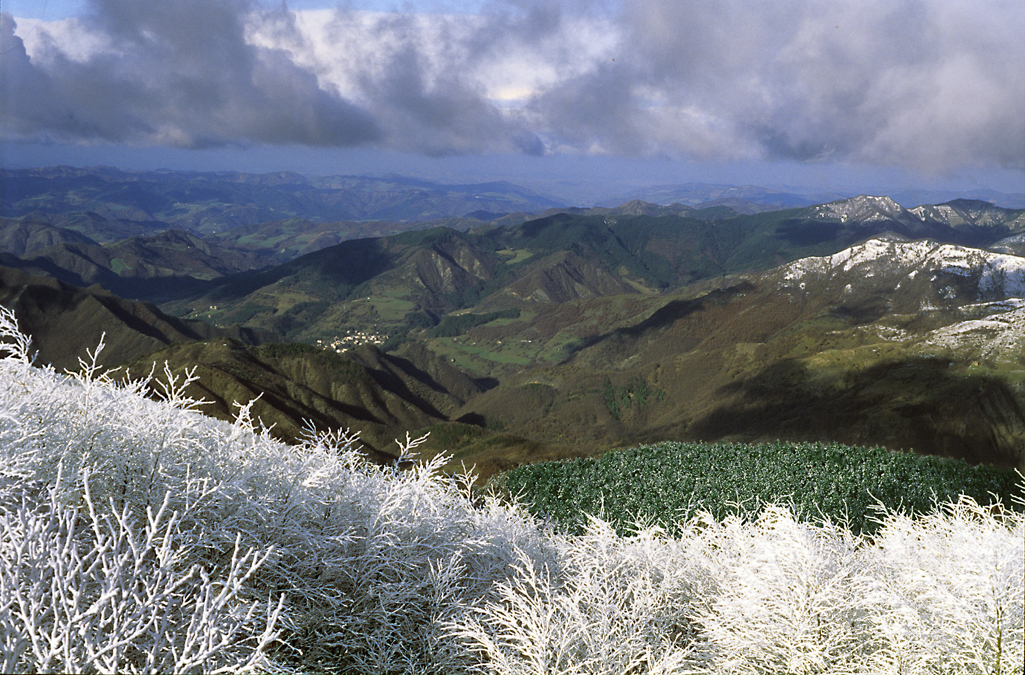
[0,266,274,370]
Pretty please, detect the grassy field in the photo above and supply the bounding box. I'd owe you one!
[426,336,534,373]
[361,290,416,322]
[497,248,534,264]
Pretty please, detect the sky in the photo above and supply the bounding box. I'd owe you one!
[2,0,1023,204]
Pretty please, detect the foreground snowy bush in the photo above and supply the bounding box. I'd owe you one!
[0,477,281,673]
[0,308,557,673]
[449,502,1022,675]
[0,305,1021,674]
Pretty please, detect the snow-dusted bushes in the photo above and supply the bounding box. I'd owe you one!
[692,508,872,673]
[0,305,1021,674]
[448,515,717,674]
[0,477,281,673]
[450,501,1023,674]
[860,498,1024,674]
[0,307,558,673]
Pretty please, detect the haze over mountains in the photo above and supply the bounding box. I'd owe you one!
[0,166,562,232]
[1,167,1023,476]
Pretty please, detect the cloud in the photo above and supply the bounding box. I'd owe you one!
[332,11,546,155]
[2,0,1023,173]
[1,1,381,148]
[529,0,1024,172]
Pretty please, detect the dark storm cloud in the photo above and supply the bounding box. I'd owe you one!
[531,0,1025,171]
[1,13,152,142]
[1,1,380,148]
[2,0,1022,172]
[343,10,544,156]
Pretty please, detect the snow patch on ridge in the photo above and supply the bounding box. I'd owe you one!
[961,298,1025,314]
[922,308,1025,359]
[810,195,914,224]
[781,237,1025,298]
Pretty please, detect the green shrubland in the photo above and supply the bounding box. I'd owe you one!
[426,308,521,338]
[499,440,1023,535]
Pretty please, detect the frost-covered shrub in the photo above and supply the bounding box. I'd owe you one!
[448,514,720,674]
[0,476,281,674]
[269,432,560,673]
[860,497,1024,675]
[691,507,873,674]
[0,307,559,673]
[448,502,1023,675]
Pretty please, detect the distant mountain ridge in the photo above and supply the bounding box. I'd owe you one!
[0,166,564,233]
[600,182,849,209]
[0,265,276,371]
[0,216,100,255]
[0,226,268,302]
[152,195,1024,346]
[809,195,1025,235]
[605,183,1025,210]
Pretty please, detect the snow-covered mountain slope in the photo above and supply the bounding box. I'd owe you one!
[776,237,1025,360]
[910,199,1025,230]
[989,232,1025,256]
[809,195,913,224]
[807,196,1025,241]
[780,237,1025,299]
[922,306,1025,359]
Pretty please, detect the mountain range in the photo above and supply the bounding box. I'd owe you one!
[1,167,1023,478]
[154,195,1025,348]
[602,183,1025,210]
[0,166,563,233]
[0,265,274,371]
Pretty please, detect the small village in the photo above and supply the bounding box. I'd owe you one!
[316,329,387,353]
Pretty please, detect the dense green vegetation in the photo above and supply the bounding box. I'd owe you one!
[427,308,521,337]
[252,342,322,358]
[496,212,739,289]
[500,441,1023,535]
[602,376,664,419]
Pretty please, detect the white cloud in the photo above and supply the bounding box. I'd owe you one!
[18,16,114,63]
[3,0,1023,173]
